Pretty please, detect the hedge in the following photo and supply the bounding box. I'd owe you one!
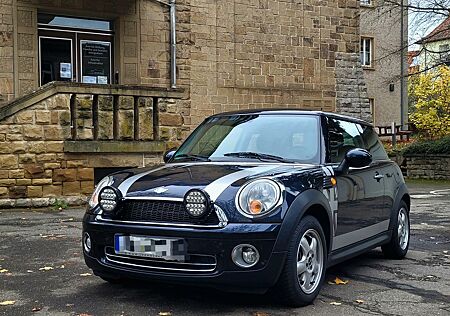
[403,136,450,156]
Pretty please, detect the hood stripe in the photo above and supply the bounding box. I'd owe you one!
[118,165,170,196]
[204,165,281,202]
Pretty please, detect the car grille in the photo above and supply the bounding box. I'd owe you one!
[115,200,220,226]
[103,247,217,273]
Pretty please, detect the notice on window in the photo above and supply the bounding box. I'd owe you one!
[81,41,111,84]
[60,63,72,79]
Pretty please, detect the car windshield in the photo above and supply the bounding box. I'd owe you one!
[173,114,321,164]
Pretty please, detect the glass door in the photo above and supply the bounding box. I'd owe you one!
[39,32,75,85]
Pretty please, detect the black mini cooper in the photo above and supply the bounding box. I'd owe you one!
[83,110,410,306]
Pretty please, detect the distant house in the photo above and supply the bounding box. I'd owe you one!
[407,51,420,74]
[417,16,450,71]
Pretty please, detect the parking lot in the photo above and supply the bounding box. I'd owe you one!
[1,181,450,316]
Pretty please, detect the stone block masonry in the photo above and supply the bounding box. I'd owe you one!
[405,156,450,180]
[0,91,184,209]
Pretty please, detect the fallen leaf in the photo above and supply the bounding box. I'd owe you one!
[80,273,92,277]
[32,307,42,312]
[328,277,349,285]
[60,265,65,269]
[39,266,54,271]
[355,299,364,304]
[77,313,93,316]
[0,300,16,306]
[253,312,270,316]
[66,303,74,307]
[159,312,172,316]
[27,270,34,273]
[443,250,448,254]
[0,269,8,273]
[330,302,342,306]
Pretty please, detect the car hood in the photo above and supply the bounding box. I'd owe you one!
[115,162,315,201]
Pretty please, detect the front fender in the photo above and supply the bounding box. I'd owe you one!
[273,189,333,253]
[388,183,410,232]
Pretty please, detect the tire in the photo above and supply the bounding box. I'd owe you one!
[274,215,327,307]
[382,200,410,259]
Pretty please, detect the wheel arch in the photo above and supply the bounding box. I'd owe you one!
[388,183,410,232]
[273,189,333,254]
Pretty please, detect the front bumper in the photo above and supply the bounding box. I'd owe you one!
[83,214,286,293]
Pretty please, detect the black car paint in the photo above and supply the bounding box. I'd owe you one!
[83,110,409,293]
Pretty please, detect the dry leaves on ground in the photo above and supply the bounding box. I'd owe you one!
[253,312,270,316]
[355,299,365,304]
[0,301,16,306]
[0,269,9,273]
[330,302,342,306]
[32,307,42,312]
[80,273,92,277]
[328,277,349,285]
[159,312,172,316]
[39,266,54,271]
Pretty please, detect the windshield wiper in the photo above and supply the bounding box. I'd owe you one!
[224,152,292,163]
[173,154,210,162]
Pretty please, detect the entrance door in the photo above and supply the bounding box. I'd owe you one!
[39,35,75,85]
[38,14,114,86]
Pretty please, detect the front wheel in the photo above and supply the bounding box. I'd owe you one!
[382,201,410,259]
[274,216,327,306]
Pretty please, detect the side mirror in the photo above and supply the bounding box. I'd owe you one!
[163,149,177,163]
[335,148,372,174]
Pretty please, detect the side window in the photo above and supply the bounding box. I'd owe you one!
[327,118,365,163]
[360,125,389,160]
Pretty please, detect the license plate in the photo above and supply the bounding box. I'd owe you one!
[114,235,186,261]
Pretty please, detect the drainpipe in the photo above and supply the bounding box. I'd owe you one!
[400,0,406,128]
[170,0,177,89]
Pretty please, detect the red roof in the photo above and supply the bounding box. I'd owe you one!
[421,16,450,43]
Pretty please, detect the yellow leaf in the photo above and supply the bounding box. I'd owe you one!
[0,269,8,273]
[330,302,342,306]
[39,266,54,271]
[0,300,16,306]
[80,273,92,277]
[355,299,364,304]
[328,277,348,285]
[159,312,172,316]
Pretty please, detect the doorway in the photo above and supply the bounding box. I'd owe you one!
[38,14,114,86]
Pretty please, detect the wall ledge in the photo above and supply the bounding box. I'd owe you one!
[64,141,166,153]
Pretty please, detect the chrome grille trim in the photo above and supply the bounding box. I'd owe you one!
[96,205,228,228]
[104,247,217,273]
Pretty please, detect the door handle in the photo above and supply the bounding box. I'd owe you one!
[374,173,384,180]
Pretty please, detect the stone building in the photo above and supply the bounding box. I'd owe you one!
[0,0,371,207]
[359,0,408,126]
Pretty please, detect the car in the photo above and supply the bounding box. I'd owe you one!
[82,110,410,306]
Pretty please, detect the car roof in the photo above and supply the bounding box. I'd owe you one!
[210,109,372,126]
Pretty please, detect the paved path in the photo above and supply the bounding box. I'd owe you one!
[1,181,449,315]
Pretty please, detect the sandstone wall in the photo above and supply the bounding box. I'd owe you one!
[0,92,184,208]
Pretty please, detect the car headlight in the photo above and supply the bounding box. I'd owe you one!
[236,179,283,218]
[88,176,113,209]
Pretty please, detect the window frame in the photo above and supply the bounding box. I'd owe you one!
[360,37,374,69]
[360,0,373,7]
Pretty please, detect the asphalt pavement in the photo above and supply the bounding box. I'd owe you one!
[1,181,450,316]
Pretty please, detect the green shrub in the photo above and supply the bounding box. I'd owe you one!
[403,135,450,155]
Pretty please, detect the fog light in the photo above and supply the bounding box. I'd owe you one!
[83,232,92,253]
[231,244,260,268]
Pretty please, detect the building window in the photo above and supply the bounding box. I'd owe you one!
[360,37,373,68]
[38,13,114,86]
[360,0,372,6]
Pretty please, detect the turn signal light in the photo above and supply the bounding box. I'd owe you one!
[249,200,263,214]
[331,177,337,186]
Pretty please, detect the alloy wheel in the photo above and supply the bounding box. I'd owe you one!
[296,229,324,294]
[398,207,409,250]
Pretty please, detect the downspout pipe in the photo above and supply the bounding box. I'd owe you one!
[170,0,177,89]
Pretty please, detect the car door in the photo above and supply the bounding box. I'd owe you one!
[325,117,386,251]
[360,125,395,223]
